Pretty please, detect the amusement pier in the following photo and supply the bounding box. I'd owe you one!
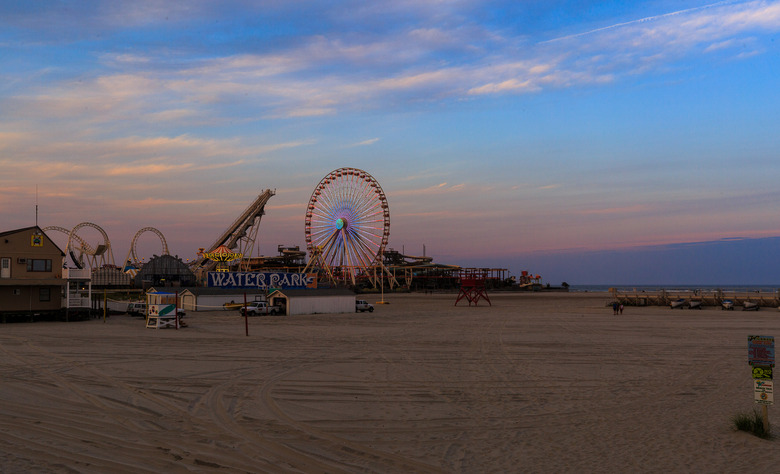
[2,167,535,322]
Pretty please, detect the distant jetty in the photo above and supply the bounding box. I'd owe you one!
[610,287,780,308]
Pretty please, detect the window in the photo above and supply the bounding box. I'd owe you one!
[39,287,51,302]
[27,259,52,272]
[1,258,9,278]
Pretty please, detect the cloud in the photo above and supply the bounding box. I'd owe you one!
[469,78,539,95]
[146,108,200,122]
[0,133,309,182]
[704,38,740,52]
[467,1,780,96]
[267,203,307,211]
[8,1,779,124]
[580,204,649,216]
[345,138,380,147]
[2,0,780,263]
[541,1,739,45]
[586,1,780,53]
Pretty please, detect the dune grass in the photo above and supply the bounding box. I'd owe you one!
[732,408,771,439]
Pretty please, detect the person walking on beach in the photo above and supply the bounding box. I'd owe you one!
[612,302,619,315]
[619,304,624,315]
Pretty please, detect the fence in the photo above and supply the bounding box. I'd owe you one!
[610,288,780,308]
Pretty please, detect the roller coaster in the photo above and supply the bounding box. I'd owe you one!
[43,223,174,272]
[123,227,170,270]
[43,223,116,270]
[189,189,275,278]
[44,189,275,278]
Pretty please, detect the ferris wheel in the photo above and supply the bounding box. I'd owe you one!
[305,167,390,285]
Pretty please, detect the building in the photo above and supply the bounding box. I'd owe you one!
[0,226,65,316]
[134,254,196,289]
[177,287,268,312]
[268,288,356,316]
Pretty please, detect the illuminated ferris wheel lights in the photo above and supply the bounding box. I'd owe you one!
[304,167,390,285]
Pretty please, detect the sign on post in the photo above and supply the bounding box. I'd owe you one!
[752,365,773,380]
[748,335,775,367]
[755,380,774,405]
[748,335,774,422]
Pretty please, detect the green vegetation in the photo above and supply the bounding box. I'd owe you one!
[732,409,771,439]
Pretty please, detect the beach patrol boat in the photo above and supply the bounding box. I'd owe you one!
[743,301,759,311]
[670,298,686,309]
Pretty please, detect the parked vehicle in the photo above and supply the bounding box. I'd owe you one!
[356,300,374,312]
[127,302,147,316]
[240,301,281,316]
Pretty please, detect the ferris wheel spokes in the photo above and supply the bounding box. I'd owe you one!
[305,167,390,286]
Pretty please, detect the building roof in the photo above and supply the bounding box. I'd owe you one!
[174,287,269,296]
[269,288,356,298]
[0,226,66,256]
[0,226,39,238]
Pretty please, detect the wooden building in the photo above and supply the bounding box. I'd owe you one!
[0,226,65,315]
[177,287,268,312]
[268,288,356,316]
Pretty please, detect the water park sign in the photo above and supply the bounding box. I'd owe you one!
[208,272,317,290]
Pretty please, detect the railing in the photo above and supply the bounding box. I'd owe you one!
[611,288,780,307]
[64,268,91,280]
[65,295,91,308]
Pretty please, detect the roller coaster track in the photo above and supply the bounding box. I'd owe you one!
[123,227,170,268]
[190,189,275,274]
[43,224,114,269]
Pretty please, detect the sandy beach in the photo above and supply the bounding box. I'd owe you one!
[1,292,779,473]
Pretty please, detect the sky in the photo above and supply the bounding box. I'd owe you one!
[2,0,780,285]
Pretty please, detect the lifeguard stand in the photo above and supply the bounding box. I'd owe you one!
[146,291,179,329]
[455,270,491,306]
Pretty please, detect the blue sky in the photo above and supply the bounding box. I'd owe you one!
[2,1,779,285]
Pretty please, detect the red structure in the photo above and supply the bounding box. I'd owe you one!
[454,270,492,306]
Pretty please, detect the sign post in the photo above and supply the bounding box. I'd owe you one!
[244,292,248,337]
[748,335,774,432]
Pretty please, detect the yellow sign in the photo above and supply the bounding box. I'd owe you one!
[204,251,243,261]
[200,245,243,272]
[753,366,773,380]
[31,234,43,247]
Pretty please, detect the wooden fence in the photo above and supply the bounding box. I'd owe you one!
[610,288,780,308]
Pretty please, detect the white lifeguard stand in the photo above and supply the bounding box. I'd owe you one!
[146,291,179,329]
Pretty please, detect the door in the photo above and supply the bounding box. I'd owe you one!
[1,258,10,278]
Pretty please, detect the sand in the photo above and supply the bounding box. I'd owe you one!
[1,292,778,473]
